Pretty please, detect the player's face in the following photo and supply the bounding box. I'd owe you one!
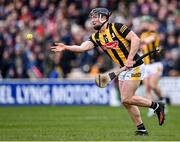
[141,21,150,30]
[89,14,102,30]
[149,22,158,31]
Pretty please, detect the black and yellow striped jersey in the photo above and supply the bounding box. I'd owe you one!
[89,23,143,67]
[140,31,160,64]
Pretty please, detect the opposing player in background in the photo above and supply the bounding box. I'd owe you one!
[140,16,166,117]
[51,8,165,135]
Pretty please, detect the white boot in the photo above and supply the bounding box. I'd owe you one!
[165,104,168,115]
[147,108,155,117]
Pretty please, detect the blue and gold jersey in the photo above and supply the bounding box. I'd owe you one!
[89,23,143,67]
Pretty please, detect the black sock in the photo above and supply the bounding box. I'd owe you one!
[137,123,146,131]
[159,97,164,101]
[150,101,158,109]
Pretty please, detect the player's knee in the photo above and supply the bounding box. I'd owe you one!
[145,85,151,92]
[150,84,158,90]
[121,98,131,105]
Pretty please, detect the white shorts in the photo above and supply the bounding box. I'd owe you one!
[144,62,163,78]
[118,64,145,81]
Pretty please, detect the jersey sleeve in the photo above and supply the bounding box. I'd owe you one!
[89,33,98,47]
[114,23,131,38]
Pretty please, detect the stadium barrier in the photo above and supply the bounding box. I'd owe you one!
[0,77,179,106]
[0,79,120,106]
[136,77,180,105]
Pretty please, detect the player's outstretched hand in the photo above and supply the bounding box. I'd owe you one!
[51,43,67,52]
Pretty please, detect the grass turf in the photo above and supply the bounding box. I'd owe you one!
[0,106,180,141]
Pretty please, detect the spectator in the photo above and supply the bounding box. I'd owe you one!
[0,0,179,79]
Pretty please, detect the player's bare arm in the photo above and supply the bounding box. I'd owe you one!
[125,31,141,68]
[51,40,94,52]
[142,34,156,44]
[140,35,156,51]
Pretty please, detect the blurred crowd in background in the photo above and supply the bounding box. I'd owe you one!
[0,0,179,79]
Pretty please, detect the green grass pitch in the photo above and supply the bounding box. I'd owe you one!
[0,106,180,141]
